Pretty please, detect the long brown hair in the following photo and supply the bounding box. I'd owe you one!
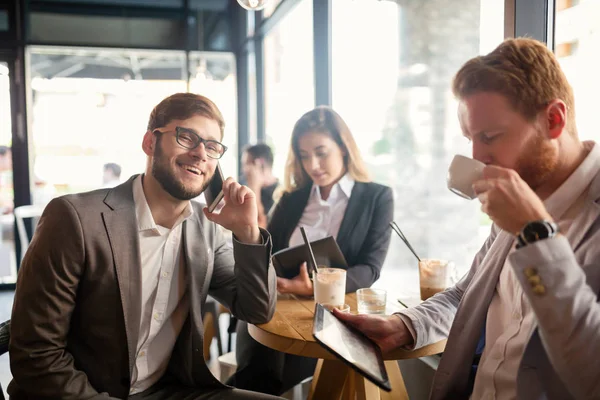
[283,106,370,192]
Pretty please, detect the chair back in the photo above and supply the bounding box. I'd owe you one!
[13,205,45,262]
[0,319,9,356]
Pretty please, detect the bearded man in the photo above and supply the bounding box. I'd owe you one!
[8,93,281,400]
[335,38,600,400]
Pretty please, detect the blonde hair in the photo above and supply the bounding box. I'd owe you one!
[452,37,576,135]
[283,106,370,192]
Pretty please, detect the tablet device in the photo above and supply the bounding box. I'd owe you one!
[312,303,391,391]
[271,236,347,279]
[204,163,225,213]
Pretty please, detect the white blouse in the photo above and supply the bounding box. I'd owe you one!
[288,174,355,247]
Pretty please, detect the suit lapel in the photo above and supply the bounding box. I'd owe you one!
[336,182,365,253]
[569,169,600,251]
[183,215,210,326]
[102,176,142,376]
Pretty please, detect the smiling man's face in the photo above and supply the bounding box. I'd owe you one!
[149,114,221,200]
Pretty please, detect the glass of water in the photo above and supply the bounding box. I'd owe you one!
[356,288,387,314]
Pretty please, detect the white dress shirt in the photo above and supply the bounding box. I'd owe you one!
[288,174,355,247]
[471,141,600,399]
[129,175,193,394]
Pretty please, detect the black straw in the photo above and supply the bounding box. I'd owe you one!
[389,221,421,262]
[300,227,320,276]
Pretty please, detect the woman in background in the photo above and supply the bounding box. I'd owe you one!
[228,106,394,396]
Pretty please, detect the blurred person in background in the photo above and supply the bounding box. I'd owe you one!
[102,162,122,188]
[241,143,279,228]
[228,106,394,395]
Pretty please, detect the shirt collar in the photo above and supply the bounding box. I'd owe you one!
[310,173,355,203]
[132,174,194,233]
[544,141,600,220]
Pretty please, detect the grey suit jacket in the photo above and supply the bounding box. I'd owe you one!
[8,175,277,399]
[400,171,600,399]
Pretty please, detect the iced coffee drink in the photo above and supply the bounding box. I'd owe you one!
[418,259,452,300]
[313,267,347,307]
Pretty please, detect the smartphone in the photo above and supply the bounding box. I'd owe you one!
[204,163,225,213]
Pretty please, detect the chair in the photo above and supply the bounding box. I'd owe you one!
[13,205,45,262]
[0,319,10,400]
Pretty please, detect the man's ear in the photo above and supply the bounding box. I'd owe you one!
[544,99,567,139]
[142,130,155,156]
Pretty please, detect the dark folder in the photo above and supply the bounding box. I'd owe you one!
[271,236,347,279]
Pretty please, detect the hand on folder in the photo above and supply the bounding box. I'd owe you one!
[277,262,313,296]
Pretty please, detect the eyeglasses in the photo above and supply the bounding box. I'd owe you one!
[154,126,227,159]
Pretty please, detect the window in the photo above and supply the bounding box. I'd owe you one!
[264,0,314,180]
[29,46,188,200]
[331,0,505,294]
[0,62,15,283]
[555,0,600,142]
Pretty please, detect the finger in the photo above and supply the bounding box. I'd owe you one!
[476,191,488,204]
[299,262,309,278]
[277,277,290,293]
[299,263,312,287]
[222,177,235,203]
[203,207,221,224]
[332,309,363,325]
[472,179,493,195]
[482,164,512,179]
[237,185,251,204]
[228,181,242,205]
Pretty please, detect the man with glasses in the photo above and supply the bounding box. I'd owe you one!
[8,93,281,400]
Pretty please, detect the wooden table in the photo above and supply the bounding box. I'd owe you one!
[249,293,446,400]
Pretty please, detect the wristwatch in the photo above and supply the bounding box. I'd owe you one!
[516,220,559,249]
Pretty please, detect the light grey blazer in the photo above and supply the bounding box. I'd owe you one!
[400,171,600,400]
[8,175,277,399]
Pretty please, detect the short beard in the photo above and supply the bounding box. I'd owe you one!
[151,135,208,200]
[516,128,558,190]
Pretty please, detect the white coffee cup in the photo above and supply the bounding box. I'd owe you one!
[447,155,485,200]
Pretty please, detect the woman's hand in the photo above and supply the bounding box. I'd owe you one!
[277,262,313,296]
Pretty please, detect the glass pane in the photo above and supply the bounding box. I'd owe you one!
[264,0,314,180]
[248,50,258,145]
[555,0,599,142]
[188,51,238,179]
[29,46,187,200]
[0,62,16,283]
[332,0,505,294]
[0,10,9,32]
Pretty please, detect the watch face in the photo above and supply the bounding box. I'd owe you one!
[523,221,556,243]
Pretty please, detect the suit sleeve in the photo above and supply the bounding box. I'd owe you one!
[344,186,394,292]
[208,225,277,325]
[509,235,600,399]
[398,225,499,349]
[9,198,116,399]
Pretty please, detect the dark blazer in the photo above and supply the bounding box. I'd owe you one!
[267,181,394,292]
[8,176,277,400]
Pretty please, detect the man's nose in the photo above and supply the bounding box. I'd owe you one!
[472,142,491,164]
[189,142,208,161]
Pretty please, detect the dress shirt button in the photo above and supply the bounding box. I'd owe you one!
[154,313,161,321]
[532,285,546,295]
[524,267,538,277]
[162,271,169,278]
[512,311,521,320]
[527,275,541,285]
[139,350,146,357]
